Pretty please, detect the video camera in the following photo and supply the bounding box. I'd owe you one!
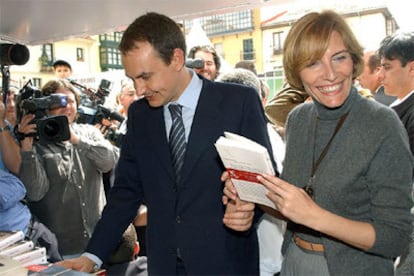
[15,80,70,143]
[69,79,125,143]
[185,58,204,69]
[69,79,122,124]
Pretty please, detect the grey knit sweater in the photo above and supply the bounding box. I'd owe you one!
[281,88,413,275]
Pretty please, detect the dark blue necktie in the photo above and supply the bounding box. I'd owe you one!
[168,104,186,180]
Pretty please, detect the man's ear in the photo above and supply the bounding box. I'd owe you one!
[407,60,414,75]
[171,48,185,71]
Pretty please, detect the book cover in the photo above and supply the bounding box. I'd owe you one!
[215,131,276,209]
[0,230,25,251]
[13,246,47,265]
[0,240,35,257]
[0,254,28,276]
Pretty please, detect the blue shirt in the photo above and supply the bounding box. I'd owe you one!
[164,70,202,142]
[0,169,31,234]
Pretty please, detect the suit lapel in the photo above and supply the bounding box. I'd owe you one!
[146,106,176,182]
[180,81,223,185]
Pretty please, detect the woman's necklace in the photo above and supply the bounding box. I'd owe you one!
[304,112,349,198]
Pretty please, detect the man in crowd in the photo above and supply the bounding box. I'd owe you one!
[357,50,396,106]
[58,12,273,275]
[187,45,221,80]
[17,79,119,258]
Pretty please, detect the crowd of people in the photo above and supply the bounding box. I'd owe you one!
[1,8,413,276]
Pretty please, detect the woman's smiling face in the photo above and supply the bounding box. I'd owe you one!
[299,31,354,108]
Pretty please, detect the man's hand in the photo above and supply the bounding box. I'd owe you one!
[221,171,255,231]
[55,256,96,273]
[18,113,36,151]
[223,197,255,231]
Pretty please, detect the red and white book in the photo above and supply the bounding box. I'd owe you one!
[215,131,276,209]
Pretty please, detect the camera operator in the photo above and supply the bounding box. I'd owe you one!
[187,45,221,81]
[17,79,119,258]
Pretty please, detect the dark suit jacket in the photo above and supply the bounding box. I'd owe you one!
[86,77,274,275]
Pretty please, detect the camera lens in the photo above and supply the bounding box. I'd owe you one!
[43,119,61,138]
[37,115,70,143]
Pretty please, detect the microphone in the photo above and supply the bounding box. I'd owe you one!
[185,58,204,69]
[0,43,30,65]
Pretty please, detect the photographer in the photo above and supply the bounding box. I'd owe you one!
[17,79,119,258]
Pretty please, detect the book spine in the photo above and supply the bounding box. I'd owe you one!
[0,231,25,251]
[13,247,46,264]
[21,255,47,267]
[0,240,34,257]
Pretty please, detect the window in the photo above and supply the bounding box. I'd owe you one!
[40,44,54,72]
[242,39,254,60]
[184,10,254,36]
[99,32,123,71]
[272,31,283,55]
[76,48,84,62]
[32,78,42,88]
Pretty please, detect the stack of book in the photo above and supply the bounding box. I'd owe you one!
[0,230,47,267]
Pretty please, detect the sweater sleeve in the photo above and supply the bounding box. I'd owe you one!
[366,111,413,258]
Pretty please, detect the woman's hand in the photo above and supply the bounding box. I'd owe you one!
[258,174,322,227]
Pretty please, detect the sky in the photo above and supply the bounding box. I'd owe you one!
[277,0,413,32]
[386,1,413,31]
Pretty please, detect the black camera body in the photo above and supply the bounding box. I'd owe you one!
[16,81,71,143]
[70,79,113,125]
[94,104,125,126]
[70,79,124,144]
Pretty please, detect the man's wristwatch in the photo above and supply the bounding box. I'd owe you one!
[0,125,10,133]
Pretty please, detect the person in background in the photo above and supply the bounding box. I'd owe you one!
[4,86,20,128]
[217,68,286,276]
[116,79,139,137]
[235,60,270,106]
[53,60,72,79]
[0,89,20,174]
[187,45,221,80]
[377,31,414,276]
[57,12,272,275]
[223,10,413,275]
[17,79,119,258]
[0,90,62,262]
[357,50,396,106]
[0,91,28,231]
[265,82,308,139]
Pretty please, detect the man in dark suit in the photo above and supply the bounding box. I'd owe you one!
[58,12,274,275]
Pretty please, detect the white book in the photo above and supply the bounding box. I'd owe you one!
[0,231,25,251]
[20,255,47,267]
[0,240,34,257]
[12,246,47,265]
[215,131,276,209]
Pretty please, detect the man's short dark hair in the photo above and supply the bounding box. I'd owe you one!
[235,60,257,76]
[367,52,381,73]
[379,31,414,67]
[119,12,186,66]
[52,59,72,70]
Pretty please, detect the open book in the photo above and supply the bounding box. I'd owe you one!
[215,131,276,209]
